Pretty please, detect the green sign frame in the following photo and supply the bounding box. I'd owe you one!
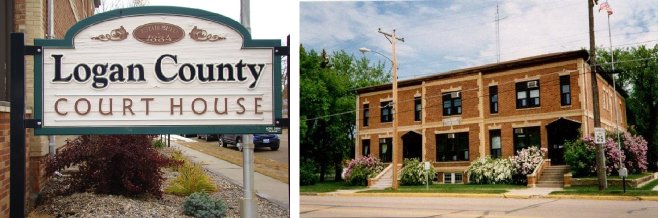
[33,6,282,135]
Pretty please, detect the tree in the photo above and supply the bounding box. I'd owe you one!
[300,45,388,181]
[96,0,149,13]
[597,44,658,170]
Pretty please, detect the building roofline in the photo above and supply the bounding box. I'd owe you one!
[357,50,590,94]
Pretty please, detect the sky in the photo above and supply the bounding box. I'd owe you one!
[145,0,296,42]
[300,0,658,80]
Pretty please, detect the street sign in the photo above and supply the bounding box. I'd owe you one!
[424,161,431,170]
[594,127,606,144]
[618,167,628,178]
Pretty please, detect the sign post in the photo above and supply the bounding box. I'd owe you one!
[424,161,430,190]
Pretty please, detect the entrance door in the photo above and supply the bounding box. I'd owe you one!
[546,118,580,165]
[402,131,422,161]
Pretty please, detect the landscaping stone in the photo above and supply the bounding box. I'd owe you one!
[31,163,289,217]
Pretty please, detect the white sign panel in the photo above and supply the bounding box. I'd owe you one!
[39,14,275,128]
[594,127,606,144]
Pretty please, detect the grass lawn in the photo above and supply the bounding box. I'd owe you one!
[551,178,658,196]
[575,173,652,180]
[300,181,366,193]
[361,184,526,194]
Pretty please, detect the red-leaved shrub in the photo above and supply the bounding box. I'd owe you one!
[46,135,180,197]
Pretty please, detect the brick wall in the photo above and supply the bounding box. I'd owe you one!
[7,1,97,214]
[0,105,32,217]
[356,52,628,172]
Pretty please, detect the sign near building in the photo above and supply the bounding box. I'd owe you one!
[594,127,606,144]
[33,7,283,135]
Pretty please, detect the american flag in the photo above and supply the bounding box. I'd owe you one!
[599,2,614,15]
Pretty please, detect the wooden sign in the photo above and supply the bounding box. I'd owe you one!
[33,7,282,135]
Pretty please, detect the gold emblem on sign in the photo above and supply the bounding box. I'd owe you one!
[133,22,185,45]
[91,26,129,41]
[189,26,226,41]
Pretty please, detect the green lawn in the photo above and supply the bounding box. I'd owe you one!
[575,173,652,180]
[361,184,526,194]
[300,181,366,193]
[551,178,658,196]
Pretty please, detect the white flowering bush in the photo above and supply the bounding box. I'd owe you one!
[400,158,437,185]
[510,146,545,184]
[466,157,513,184]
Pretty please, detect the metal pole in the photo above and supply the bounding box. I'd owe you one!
[9,32,27,218]
[47,0,56,157]
[589,0,607,190]
[608,12,622,157]
[241,135,257,218]
[240,0,251,33]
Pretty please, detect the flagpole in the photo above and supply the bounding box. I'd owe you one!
[606,2,623,168]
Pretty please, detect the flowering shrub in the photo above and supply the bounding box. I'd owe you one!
[583,136,625,175]
[509,146,546,184]
[343,155,385,186]
[466,157,513,184]
[400,158,437,185]
[621,133,648,173]
[565,136,626,177]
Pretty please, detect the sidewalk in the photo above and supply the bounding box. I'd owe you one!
[168,139,289,209]
[504,187,562,199]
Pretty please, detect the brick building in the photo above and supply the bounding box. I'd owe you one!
[355,50,627,183]
[1,0,98,216]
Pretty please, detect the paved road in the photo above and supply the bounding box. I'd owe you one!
[300,195,658,217]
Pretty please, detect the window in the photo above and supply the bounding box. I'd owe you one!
[489,86,498,113]
[414,97,422,121]
[490,130,502,158]
[436,132,469,161]
[362,139,370,156]
[442,92,462,116]
[379,138,392,162]
[560,75,571,106]
[516,80,540,108]
[363,104,369,126]
[380,101,392,123]
[444,173,463,184]
[513,127,541,153]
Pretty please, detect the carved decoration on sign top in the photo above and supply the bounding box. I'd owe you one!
[91,26,129,41]
[132,22,185,45]
[189,26,226,41]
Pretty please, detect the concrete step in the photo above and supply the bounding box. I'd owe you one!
[536,183,563,188]
[537,181,563,185]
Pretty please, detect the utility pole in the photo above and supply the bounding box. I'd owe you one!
[589,0,607,190]
[378,28,404,190]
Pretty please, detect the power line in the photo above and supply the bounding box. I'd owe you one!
[303,57,658,122]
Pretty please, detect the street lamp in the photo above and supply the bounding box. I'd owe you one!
[360,28,404,190]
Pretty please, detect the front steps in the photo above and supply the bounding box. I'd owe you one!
[537,165,569,187]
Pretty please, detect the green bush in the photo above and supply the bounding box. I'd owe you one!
[165,163,218,196]
[467,157,513,184]
[183,192,227,218]
[346,165,371,186]
[153,138,166,149]
[300,159,319,186]
[564,139,597,177]
[400,158,436,186]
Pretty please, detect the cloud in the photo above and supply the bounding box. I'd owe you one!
[301,0,658,79]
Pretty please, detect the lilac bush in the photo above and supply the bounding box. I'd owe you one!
[583,136,625,175]
[622,133,648,173]
[342,155,385,185]
[511,146,545,175]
